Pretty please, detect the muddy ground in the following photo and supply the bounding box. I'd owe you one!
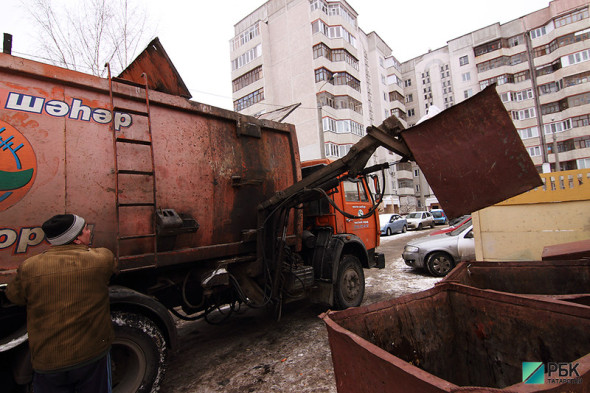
[160,227,441,393]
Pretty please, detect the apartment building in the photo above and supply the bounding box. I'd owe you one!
[230,0,424,213]
[231,0,590,214]
[402,0,590,173]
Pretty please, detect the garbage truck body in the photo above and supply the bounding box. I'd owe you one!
[0,48,384,392]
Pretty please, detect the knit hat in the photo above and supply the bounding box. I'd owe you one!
[42,214,86,245]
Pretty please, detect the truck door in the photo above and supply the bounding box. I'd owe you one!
[341,179,379,250]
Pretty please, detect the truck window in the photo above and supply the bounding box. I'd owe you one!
[343,180,369,202]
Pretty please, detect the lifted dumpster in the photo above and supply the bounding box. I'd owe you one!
[321,283,590,393]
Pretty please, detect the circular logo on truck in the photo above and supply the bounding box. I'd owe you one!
[0,120,37,211]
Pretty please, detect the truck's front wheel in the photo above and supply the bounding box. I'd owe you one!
[111,311,167,393]
[334,255,365,309]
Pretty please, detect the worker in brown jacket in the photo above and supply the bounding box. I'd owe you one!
[6,214,117,393]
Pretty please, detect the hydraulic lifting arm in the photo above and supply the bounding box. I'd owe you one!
[257,115,411,213]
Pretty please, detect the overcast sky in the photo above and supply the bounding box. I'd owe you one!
[4,0,550,110]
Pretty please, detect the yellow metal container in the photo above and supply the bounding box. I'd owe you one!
[473,169,590,261]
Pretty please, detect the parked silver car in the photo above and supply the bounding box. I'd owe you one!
[402,224,475,276]
[379,214,407,236]
[405,211,435,230]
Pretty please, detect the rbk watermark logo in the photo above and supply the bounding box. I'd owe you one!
[522,362,582,385]
[522,362,544,384]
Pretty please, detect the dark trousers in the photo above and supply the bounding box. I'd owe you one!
[33,353,112,393]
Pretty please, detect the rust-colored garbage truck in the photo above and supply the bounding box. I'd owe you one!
[0,39,541,392]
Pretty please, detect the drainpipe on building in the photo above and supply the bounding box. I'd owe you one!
[525,30,549,170]
[316,73,337,159]
[317,104,325,158]
[551,117,561,171]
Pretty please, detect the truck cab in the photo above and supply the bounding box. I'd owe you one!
[301,159,380,253]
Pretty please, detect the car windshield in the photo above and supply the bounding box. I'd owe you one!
[407,213,421,218]
[448,222,472,236]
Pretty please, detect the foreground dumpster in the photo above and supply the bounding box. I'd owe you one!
[542,239,590,261]
[321,283,590,393]
[443,260,590,307]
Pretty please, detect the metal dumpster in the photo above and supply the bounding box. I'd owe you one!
[321,282,590,393]
[443,260,590,306]
[542,239,590,261]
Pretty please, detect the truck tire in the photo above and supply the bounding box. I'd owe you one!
[111,311,167,393]
[334,255,365,310]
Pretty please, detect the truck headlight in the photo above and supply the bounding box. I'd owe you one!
[404,245,419,253]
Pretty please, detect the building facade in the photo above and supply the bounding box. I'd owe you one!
[231,0,590,214]
[402,0,590,173]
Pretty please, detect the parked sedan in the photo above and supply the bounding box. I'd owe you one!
[402,224,475,276]
[405,211,435,230]
[379,214,407,236]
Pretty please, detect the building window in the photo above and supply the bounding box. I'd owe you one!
[310,0,328,13]
[390,108,406,120]
[480,71,531,89]
[325,142,339,158]
[322,117,365,136]
[508,35,524,47]
[462,72,471,82]
[511,107,536,121]
[572,113,590,128]
[464,89,473,99]
[231,44,262,71]
[575,136,590,149]
[530,26,548,39]
[563,48,590,67]
[405,94,413,103]
[474,39,502,57]
[502,88,535,103]
[476,52,527,73]
[404,79,412,87]
[389,90,404,103]
[319,93,362,112]
[536,60,562,77]
[230,22,261,52]
[312,43,359,70]
[515,88,534,101]
[311,19,356,47]
[315,68,361,91]
[408,108,415,117]
[527,146,541,157]
[538,81,563,96]
[541,101,564,115]
[554,7,589,28]
[325,142,354,158]
[232,66,263,92]
[518,126,539,140]
[544,119,572,135]
[532,29,590,58]
[459,55,469,66]
[234,88,264,111]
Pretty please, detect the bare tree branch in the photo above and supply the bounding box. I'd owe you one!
[23,0,154,76]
